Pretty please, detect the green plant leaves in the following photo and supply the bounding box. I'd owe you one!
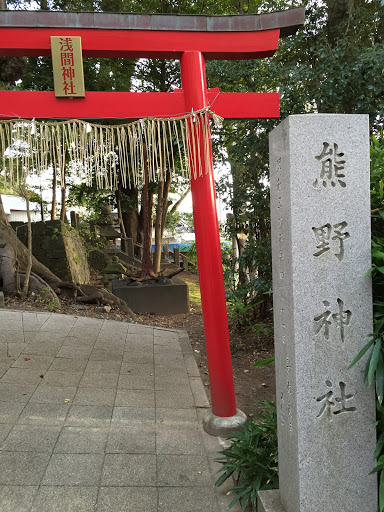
[366,341,382,387]
[251,357,275,368]
[215,401,278,511]
[348,338,374,369]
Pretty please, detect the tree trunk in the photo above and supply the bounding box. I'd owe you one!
[169,187,190,214]
[153,179,164,273]
[153,170,173,273]
[20,185,32,298]
[60,181,66,223]
[115,184,128,252]
[51,167,57,220]
[139,145,156,278]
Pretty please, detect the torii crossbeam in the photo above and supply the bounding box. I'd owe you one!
[0,8,304,434]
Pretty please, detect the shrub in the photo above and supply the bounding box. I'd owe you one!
[215,401,278,512]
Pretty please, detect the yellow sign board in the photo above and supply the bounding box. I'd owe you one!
[51,36,85,98]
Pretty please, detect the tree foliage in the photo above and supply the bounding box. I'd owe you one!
[208,0,384,325]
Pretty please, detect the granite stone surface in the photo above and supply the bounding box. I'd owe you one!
[269,114,377,511]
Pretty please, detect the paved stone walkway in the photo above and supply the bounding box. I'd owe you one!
[0,310,234,512]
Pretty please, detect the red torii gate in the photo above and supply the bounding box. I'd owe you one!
[0,8,304,433]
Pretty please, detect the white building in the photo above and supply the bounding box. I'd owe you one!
[1,194,41,223]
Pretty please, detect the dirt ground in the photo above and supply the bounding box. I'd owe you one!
[4,270,275,418]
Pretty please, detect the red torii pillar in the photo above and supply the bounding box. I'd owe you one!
[0,8,304,434]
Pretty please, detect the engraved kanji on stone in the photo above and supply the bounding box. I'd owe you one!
[332,221,350,260]
[316,380,356,419]
[332,298,352,343]
[313,142,346,188]
[314,298,352,342]
[314,301,332,340]
[312,224,332,257]
[312,221,350,260]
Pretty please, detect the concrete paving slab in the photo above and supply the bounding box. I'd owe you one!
[0,330,25,344]
[73,388,116,406]
[157,454,212,487]
[23,340,63,357]
[17,403,70,426]
[0,383,37,402]
[89,349,123,362]
[111,406,155,426]
[65,405,113,427]
[11,355,55,372]
[1,368,46,387]
[56,345,93,359]
[106,426,156,454]
[156,429,206,455]
[7,343,28,358]
[0,486,38,512]
[155,408,200,431]
[26,332,66,344]
[43,453,104,486]
[49,357,88,372]
[0,424,12,444]
[158,487,220,512]
[79,372,119,389]
[117,373,154,390]
[63,335,97,346]
[155,389,195,409]
[102,454,157,486]
[30,385,77,404]
[84,360,121,374]
[125,334,154,346]
[122,351,153,364]
[115,389,155,407]
[120,362,154,375]
[41,370,83,387]
[96,487,157,512]
[0,451,50,485]
[128,325,154,335]
[31,486,98,512]
[0,360,15,378]
[1,424,61,452]
[54,426,109,453]
[0,402,26,423]
[0,311,236,511]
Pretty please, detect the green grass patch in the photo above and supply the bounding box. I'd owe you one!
[183,279,202,307]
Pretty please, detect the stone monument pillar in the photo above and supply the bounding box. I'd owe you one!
[259,115,377,512]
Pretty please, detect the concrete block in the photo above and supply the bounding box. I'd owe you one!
[258,490,285,512]
[112,277,189,314]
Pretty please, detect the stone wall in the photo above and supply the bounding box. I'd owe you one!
[16,220,90,283]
